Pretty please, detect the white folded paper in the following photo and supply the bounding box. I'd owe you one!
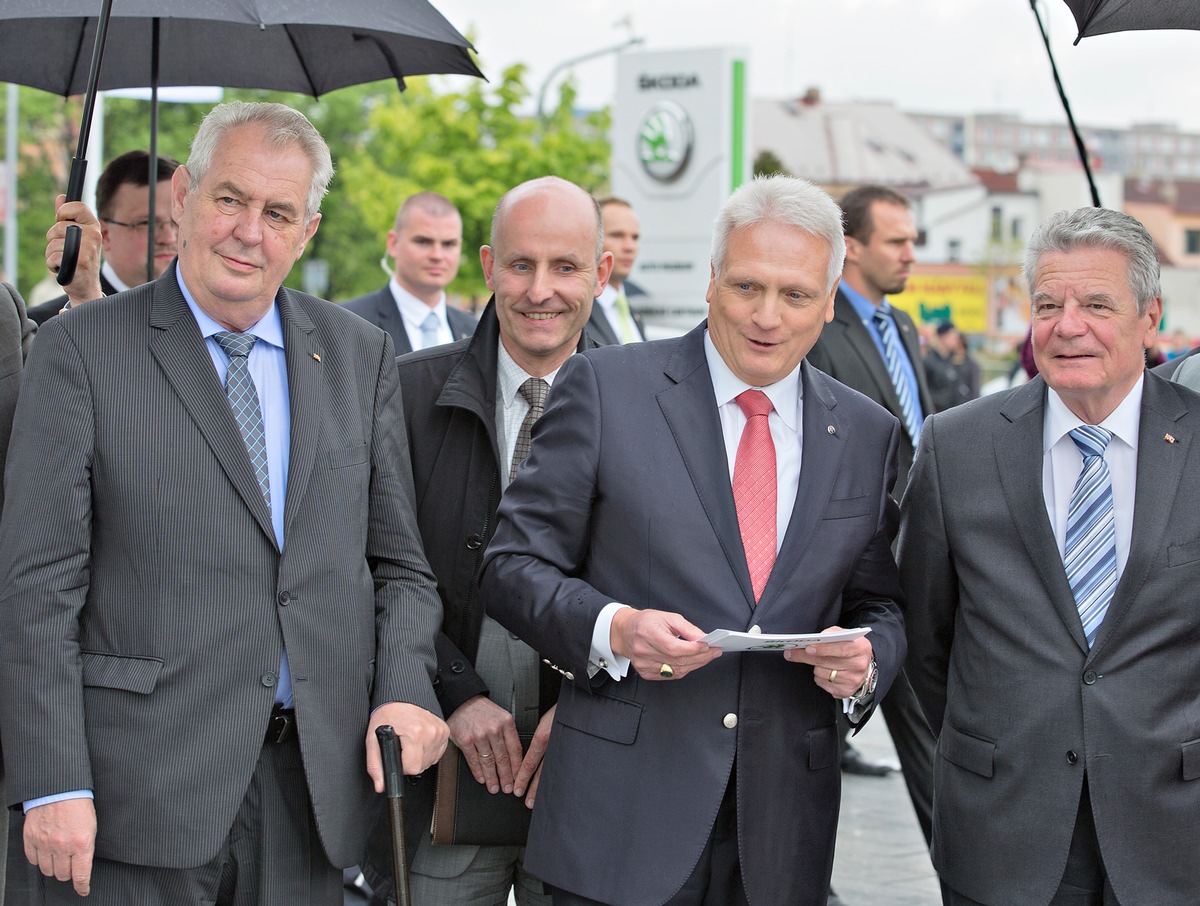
[699,626,871,652]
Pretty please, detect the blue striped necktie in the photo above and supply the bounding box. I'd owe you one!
[1065,426,1116,647]
[871,305,921,443]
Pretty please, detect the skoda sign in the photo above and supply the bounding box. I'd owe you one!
[637,100,695,184]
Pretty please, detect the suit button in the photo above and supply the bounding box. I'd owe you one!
[277,591,291,606]
[723,713,738,729]
[1066,750,1078,765]
[261,673,277,687]
[1083,670,1097,685]
[450,660,466,674]
[466,533,484,550]
[748,625,762,634]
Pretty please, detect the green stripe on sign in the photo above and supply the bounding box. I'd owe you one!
[731,59,746,189]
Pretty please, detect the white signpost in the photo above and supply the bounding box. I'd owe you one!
[612,47,749,335]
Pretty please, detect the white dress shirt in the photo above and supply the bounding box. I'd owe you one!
[591,331,805,680]
[390,279,451,350]
[596,282,640,344]
[1042,374,1142,579]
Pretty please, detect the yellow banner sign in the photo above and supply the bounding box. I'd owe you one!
[890,275,989,335]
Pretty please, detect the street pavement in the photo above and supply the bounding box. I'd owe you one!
[831,717,941,905]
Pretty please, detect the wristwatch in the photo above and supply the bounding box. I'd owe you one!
[849,658,878,704]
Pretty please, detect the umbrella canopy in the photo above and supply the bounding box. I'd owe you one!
[0,1,482,97]
[1064,0,1200,42]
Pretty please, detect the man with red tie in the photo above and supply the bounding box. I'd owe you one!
[480,175,906,906]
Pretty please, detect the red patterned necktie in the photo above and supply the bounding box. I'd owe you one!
[733,389,777,603]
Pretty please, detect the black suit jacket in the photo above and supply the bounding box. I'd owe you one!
[586,280,648,346]
[480,323,905,905]
[806,287,935,499]
[27,272,119,325]
[342,284,476,354]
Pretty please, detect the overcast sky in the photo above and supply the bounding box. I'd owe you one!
[433,0,1200,133]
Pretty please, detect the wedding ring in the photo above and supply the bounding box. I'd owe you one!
[829,669,838,682]
[659,663,674,679]
[479,751,493,759]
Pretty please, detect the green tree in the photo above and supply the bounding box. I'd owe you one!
[1,58,610,303]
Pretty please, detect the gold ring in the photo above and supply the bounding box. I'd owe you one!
[659,663,674,679]
[829,669,838,682]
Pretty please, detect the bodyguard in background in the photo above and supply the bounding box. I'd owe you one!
[587,197,647,345]
[343,192,475,353]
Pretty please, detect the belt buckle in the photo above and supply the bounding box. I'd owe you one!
[266,708,295,745]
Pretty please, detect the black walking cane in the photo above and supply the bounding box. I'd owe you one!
[374,725,412,906]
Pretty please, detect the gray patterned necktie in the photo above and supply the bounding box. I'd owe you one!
[214,331,271,510]
[510,377,550,482]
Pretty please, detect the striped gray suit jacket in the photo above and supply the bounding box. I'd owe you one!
[0,266,441,870]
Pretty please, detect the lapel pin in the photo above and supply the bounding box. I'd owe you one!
[827,425,837,435]
[311,353,321,363]
[1165,433,1177,444]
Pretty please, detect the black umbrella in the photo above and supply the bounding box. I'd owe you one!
[1064,0,1200,41]
[0,0,484,283]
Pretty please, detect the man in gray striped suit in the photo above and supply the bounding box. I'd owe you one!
[0,101,447,904]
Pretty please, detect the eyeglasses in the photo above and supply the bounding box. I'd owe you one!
[103,218,177,236]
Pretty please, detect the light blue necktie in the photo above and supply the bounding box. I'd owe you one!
[1065,426,1116,647]
[871,305,921,443]
[215,331,271,511]
[420,311,440,349]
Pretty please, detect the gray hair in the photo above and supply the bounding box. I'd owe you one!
[711,175,845,295]
[491,176,604,262]
[1023,207,1161,315]
[185,101,333,221]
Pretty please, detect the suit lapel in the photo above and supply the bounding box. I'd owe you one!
[832,291,906,421]
[893,307,936,417]
[278,290,323,543]
[147,271,276,544]
[587,307,618,346]
[994,379,1090,652]
[377,289,412,354]
[657,325,756,610]
[755,363,842,616]
[1091,374,1191,652]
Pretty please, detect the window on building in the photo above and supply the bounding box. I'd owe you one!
[991,206,1003,242]
[1011,218,1022,241]
[1186,230,1200,256]
[947,239,961,262]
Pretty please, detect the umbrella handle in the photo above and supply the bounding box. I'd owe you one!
[55,157,88,287]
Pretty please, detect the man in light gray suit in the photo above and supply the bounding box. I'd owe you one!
[0,101,448,904]
[901,207,1196,905]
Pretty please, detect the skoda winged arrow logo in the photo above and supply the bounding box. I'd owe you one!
[637,101,695,184]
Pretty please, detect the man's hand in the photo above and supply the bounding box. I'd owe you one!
[366,702,449,792]
[447,695,524,795]
[784,626,874,698]
[610,608,720,681]
[45,196,104,305]
[514,703,556,806]
[24,798,96,897]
